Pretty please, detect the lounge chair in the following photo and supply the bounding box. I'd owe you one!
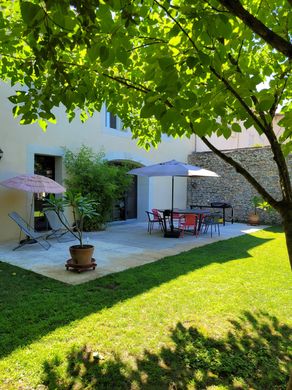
[44,210,76,242]
[8,211,51,250]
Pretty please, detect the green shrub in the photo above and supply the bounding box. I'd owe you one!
[63,146,133,230]
[251,195,273,214]
[44,191,98,246]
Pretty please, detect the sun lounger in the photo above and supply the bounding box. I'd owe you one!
[44,210,75,242]
[8,211,51,250]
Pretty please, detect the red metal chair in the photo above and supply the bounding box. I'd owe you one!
[146,211,163,234]
[179,214,198,237]
[152,208,166,228]
[152,208,161,220]
[172,212,183,228]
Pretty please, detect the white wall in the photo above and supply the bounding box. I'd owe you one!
[0,83,195,242]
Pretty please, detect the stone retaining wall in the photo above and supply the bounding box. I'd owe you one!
[188,147,292,225]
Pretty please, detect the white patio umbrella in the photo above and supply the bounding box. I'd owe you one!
[128,160,219,236]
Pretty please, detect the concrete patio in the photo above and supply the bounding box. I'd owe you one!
[0,221,266,285]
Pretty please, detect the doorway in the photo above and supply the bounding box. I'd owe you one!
[125,175,137,219]
[34,155,56,231]
[110,161,138,221]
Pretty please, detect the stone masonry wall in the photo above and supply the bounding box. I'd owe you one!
[188,147,292,225]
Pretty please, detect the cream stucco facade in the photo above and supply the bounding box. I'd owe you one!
[0,82,283,243]
[0,83,196,242]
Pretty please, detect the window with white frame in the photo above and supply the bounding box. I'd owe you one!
[105,109,117,129]
[104,105,131,137]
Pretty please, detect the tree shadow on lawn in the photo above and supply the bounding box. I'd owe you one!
[42,310,292,389]
[0,231,276,359]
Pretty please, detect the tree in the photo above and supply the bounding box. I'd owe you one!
[0,0,291,267]
[63,146,133,228]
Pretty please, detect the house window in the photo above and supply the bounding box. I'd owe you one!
[105,110,117,129]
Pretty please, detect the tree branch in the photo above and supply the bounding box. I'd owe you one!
[209,66,292,201]
[101,73,151,94]
[217,0,292,59]
[153,0,199,51]
[58,60,152,94]
[200,135,280,208]
[210,66,267,133]
[269,69,290,117]
[127,40,167,52]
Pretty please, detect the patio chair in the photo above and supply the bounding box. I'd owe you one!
[44,210,76,242]
[152,208,162,220]
[172,211,185,228]
[146,211,163,234]
[201,212,221,237]
[178,214,198,237]
[8,211,51,251]
[153,208,170,231]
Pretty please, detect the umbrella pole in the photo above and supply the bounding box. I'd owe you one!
[29,194,34,227]
[164,176,179,238]
[171,176,174,231]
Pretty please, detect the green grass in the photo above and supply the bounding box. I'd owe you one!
[0,227,291,389]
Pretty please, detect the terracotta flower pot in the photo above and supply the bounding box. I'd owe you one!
[69,244,94,265]
[248,213,260,226]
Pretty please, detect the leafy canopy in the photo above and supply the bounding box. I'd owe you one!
[0,0,291,151]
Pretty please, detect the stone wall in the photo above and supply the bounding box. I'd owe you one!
[188,147,292,225]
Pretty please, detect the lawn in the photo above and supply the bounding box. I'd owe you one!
[0,227,291,389]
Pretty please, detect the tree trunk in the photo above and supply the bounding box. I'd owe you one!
[279,205,292,270]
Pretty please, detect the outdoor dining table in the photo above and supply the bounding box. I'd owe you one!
[159,208,211,235]
[190,203,233,225]
[173,209,211,232]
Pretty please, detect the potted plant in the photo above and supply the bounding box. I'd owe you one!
[44,191,98,266]
[248,195,272,225]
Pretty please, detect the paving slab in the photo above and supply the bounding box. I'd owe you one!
[0,221,266,285]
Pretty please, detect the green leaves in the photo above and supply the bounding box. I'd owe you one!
[44,190,98,246]
[0,0,290,157]
[140,99,165,120]
[193,117,215,137]
[87,44,111,63]
[38,118,47,131]
[140,102,155,118]
[169,35,181,46]
[100,46,110,63]
[87,44,100,62]
[158,56,175,72]
[231,123,242,133]
[160,108,179,131]
[281,141,292,157]
[198,51,211,66]
[256,93,275,112]
[20,2,44,26]
[186,56,198,69]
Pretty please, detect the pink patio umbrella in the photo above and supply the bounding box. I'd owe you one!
[1,174,66,225]
[0,174,65,194]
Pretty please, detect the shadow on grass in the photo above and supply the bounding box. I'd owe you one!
[41,311,291,389]
[0,232,275,359]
